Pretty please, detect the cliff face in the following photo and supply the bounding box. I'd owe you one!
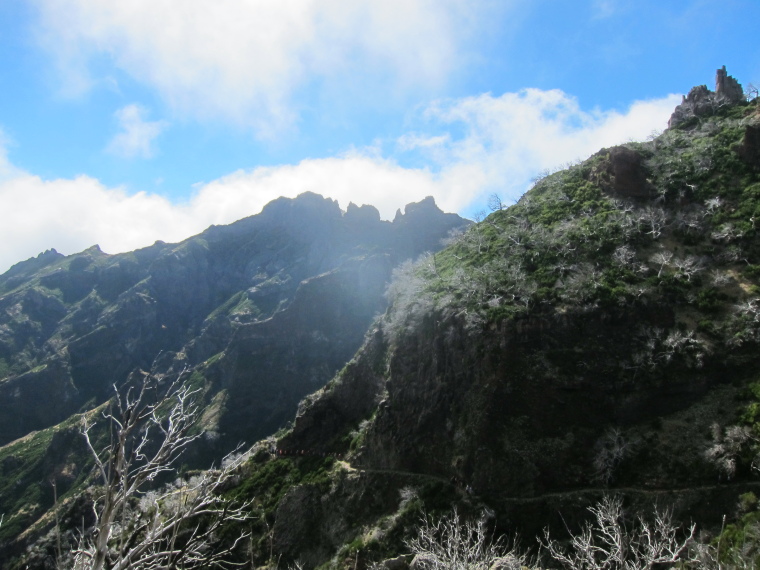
[266,90,760,566]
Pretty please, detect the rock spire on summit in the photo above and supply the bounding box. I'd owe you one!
[668,65,745,128]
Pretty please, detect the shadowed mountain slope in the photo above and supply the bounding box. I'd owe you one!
[0,192,468,559]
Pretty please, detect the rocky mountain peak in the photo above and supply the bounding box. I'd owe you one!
[344,202,381,224]
[392,195,441,223]
[668,65,745,128]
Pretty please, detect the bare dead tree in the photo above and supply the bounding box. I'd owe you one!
[704,197,724,216]
[67,371,251,570]
[592,429,635,485]
[649,251,673,278]
[540,496,697,570]
[705,423,758,480]
[488,193,506,212]
[638,206,668,239]
[611,245,636,269]
[736,299,760,324]
[672,255,704,281]
[712,223,745,243]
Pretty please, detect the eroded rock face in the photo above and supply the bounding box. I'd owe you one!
[277,302,737,553]
[273,485,324,560]
[716,65,745,103]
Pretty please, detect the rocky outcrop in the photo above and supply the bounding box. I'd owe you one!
[735,124,760,169]
[716,65,744,103]
[669,66,744,128]
[589,146,652,199]
[668,65,744,128]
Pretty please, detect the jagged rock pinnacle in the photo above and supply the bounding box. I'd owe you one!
[668,65,744,129]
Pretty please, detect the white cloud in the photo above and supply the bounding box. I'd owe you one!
[0,88,680,274]
[106,104,167,158]
[31,0,481,135]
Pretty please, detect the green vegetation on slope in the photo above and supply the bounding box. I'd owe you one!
[265,96,760,568]
[385,99,760,377]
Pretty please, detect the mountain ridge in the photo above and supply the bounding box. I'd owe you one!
[0,192,469,562]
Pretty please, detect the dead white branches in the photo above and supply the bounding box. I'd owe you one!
[405,509,523,570]
[541,496,697,570]
[67,371,250,570]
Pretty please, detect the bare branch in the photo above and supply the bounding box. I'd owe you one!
[65,371,251,570]
[540,496,697,570]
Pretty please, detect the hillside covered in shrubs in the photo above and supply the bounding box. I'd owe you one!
[256,73,760,568]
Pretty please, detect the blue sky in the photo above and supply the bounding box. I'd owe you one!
[1,0,759,272]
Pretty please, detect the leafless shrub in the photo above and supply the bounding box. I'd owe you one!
[746,83,759,102]
[675,210,704,234]
[399,487,419,510]
[705,197,724,215]
[612,245,636,268]
[649,251,673,278]
[659,330,707,367]
[638,206,668,239]
[706,423,756,480]
[488,193,506,212]
[736,299,760,323]
[672,255,704,281]
[442,227,467,248]
[712,223,744,243]
[593,429,635,485]
[540,496,697,570]
[711,269,732,286]
[406,510,524,570]
[562,263,604,303]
